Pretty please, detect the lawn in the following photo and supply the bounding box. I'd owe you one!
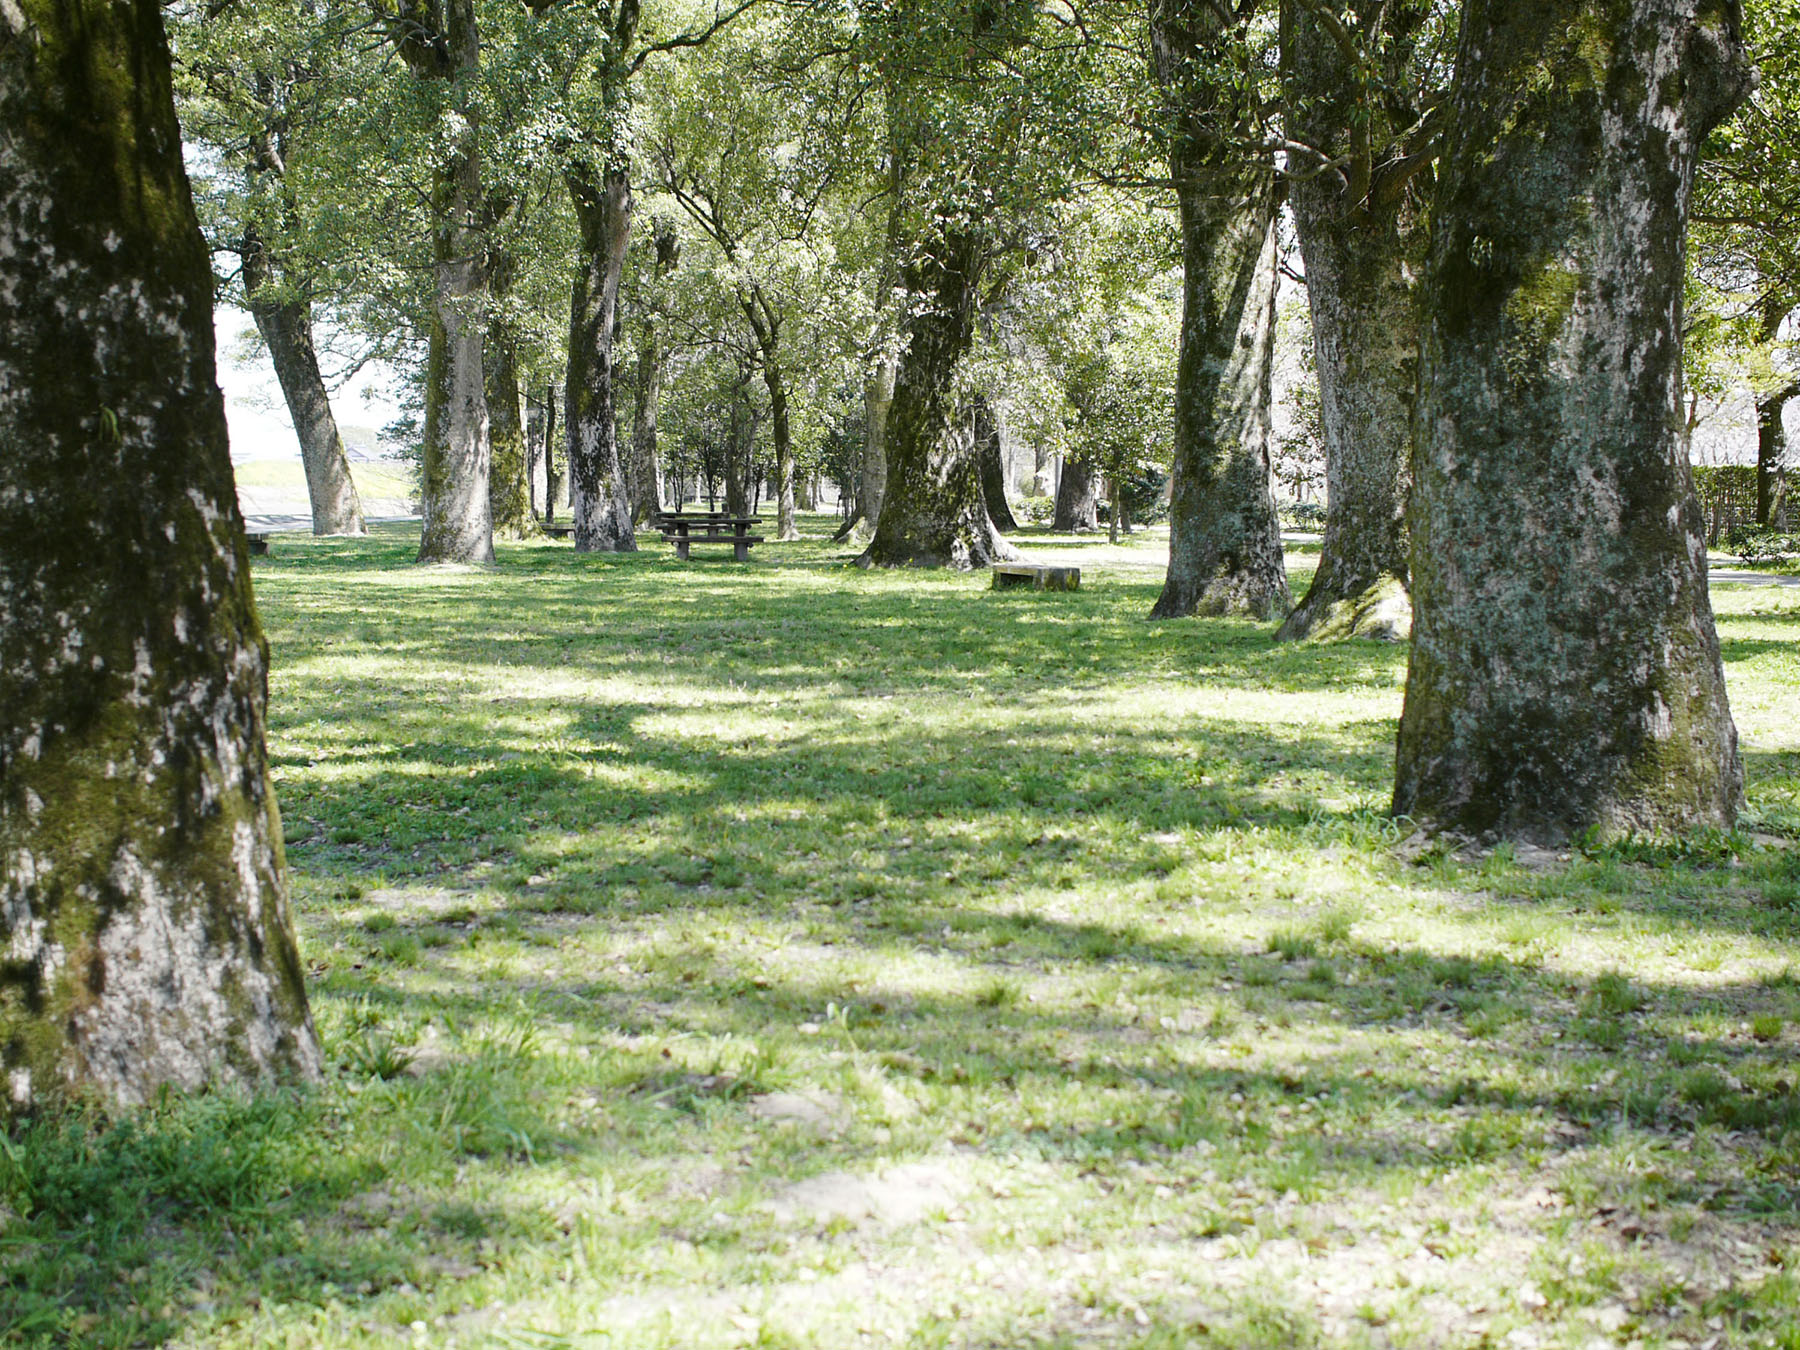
[5,517,1800,1349]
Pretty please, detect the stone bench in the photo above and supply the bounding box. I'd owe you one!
[992,563,1079,592]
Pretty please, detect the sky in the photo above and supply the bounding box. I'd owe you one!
[213,304,406,464]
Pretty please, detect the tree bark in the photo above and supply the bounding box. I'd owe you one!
[1759,385,1797,526]
[629,322,664,523]
[242,232,365,537]
[525,391,545,519]
[1754,303,1797,526]
[860,228,1017,568]
[763,360,799,541]
[409,0,492,564]
[1149,0,1291,621]
[1275,0,1423,642]
[975,396,1018,532]
[1394,0,1749,843]
[1054,453,1101,531]
[861,357,896,529]
[542,383,563,525]
[564,166,636,552]
[0,0,319,1112]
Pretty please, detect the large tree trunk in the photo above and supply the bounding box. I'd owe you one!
[1054,454,1100,531]
[242,234,365,537]
[413,0,492,564]
[629,322,664,523]
[975,396,1018,532]
[1394,0,1749,843]
[0,0,319,1113]
[564,166,636,552]
[860,229,1016,568]
[1275,0,1422,642]
[1149,0,1291,621]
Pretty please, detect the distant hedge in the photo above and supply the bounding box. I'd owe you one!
[1691,465,1758,544]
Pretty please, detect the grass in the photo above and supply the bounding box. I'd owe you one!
[4,516,1799,1349]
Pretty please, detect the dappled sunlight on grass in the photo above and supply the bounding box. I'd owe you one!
[5,519,1799,1348]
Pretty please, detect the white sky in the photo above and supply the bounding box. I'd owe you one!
[213,303,406,464]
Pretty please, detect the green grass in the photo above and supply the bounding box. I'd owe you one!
[5,517,1799,1348]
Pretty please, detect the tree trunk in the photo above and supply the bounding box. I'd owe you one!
[542,384,562,526]
[975,396,1018,532]
[724,401,753,517]
[1759,385,1797,527]
[486,327,530,539]
[764,361,799,541]
[525,392,545,519]
[1054,453,1101,531]
[1394,0,1749,843]
[1149,1,1291,621]
[1275,0,1422,642]
[242,238,365,537]
[0,0,319,1113]
[860,229,1016,568]
[629,321,664,523]
[413,0,492,564]
[564,166,636,552]
[860,358,896,531]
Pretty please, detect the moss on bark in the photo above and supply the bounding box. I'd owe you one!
[1394,0,1750,843]
[1,0,319,1112]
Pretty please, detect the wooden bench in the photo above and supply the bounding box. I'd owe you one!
[992,562,1079,592]
[660,523,764,562]
[246,532,270,556]
[544,524,575,539]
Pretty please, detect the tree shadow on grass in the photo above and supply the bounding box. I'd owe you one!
[15,906,1800,1346]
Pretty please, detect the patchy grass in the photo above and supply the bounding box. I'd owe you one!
[4,518,1799,1349]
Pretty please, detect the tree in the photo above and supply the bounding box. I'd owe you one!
[1274,0,1442,642]
[1147,0,1291,620]
[1394,0,1749,842]
[1,0,319,1110]
[856,0,1096,568]
[1692,0,1800,526]
[377,0,495,564]
[175,11,367,536]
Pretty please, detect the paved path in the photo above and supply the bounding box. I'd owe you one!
[243,513,419,534]
[1709,568,1800,588]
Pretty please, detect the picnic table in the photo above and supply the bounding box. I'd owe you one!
[657,512,764,562]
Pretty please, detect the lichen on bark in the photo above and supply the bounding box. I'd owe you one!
[1,0,319,1113]
[1148,0,1292,622]
[1274,0,1427,643]
[1394,0,1750,843]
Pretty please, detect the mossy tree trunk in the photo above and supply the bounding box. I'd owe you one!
[1394,0,1750,843]
[564,165,637,553]
[0,0,319,1112]
[1275,0,1428,643]
[484,249,530,539]
[1149,0,1291,621]
[393,0,492,565]
[486,331,529,539]
[860,228,1017,568]
[239,219,364,536]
